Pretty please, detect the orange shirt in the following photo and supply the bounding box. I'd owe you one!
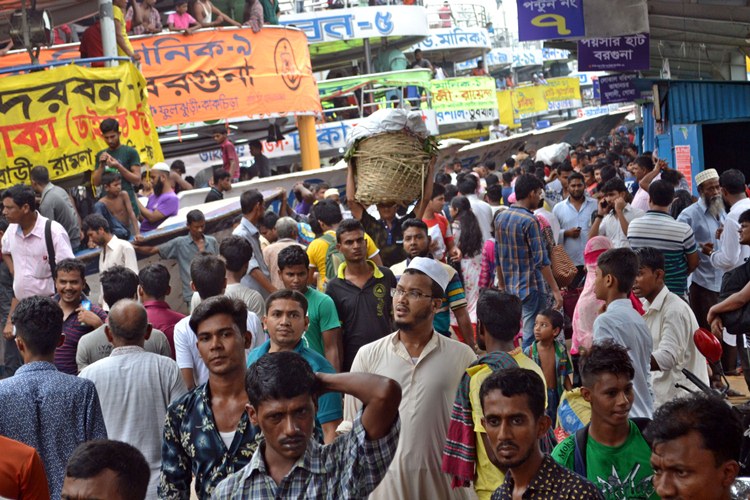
[0,435,50,499]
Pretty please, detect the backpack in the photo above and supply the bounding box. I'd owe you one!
[572,418,651,477]
[322,232,344,289]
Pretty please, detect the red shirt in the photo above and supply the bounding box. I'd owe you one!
[143,300,185,358]
[424,213,454,245]
[220,139,239,179]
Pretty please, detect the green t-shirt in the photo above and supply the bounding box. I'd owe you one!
[551,420,658,500]
[301,287,341,359]
[96,144,141,217]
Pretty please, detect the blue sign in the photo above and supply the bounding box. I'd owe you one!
[593,78,600,99]
[536,120,551,129]
[516,0,585,42]
[578,33,650,71]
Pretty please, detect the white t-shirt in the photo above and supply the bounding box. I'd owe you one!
[173,312,264,387]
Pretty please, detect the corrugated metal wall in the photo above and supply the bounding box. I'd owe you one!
[666,81,750,124]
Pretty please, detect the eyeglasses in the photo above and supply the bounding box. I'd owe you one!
[391,288,433,301]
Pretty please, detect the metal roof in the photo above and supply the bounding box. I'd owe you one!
[648,79,750,123]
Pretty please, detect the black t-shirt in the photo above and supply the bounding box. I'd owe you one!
[325,263,396,371]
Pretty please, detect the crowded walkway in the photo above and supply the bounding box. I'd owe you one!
[0,120,745,499]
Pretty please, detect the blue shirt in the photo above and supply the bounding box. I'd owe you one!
[593,299,654,419]
[233,217,272,298]
[552,196,598,266]
[494,206,550,300]
[677,198,726,292]
[247,340,343,426]
[0,361,108,499]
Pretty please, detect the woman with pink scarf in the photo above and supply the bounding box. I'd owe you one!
[571,237,612,355]
[571,236,645,355]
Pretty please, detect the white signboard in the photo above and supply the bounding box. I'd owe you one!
[279,5,429,44]
[413,27,491,52]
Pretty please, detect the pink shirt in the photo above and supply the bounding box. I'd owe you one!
[2,213,75,299]
[168,12,197,30]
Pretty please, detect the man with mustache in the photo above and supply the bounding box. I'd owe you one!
[246,290,342,444]
[344,257,476,499]
[676,168,738,388]
[481,367,602,499]
[138,163,179,234]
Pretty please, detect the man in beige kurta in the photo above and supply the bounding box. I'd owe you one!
[343,257,477,499]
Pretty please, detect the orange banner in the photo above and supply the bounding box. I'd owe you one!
[0,27,322,127]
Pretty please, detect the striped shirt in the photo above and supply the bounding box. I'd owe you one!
[627,211,698,296]
[494,207,550,300]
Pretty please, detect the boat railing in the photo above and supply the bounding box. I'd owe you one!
[425,1,489,30]
[322,83,429,121]
[0,55,131,75]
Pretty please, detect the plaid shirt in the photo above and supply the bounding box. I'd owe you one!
[525,340,573,398]
[494,207,550,300]
[210,410,400,499]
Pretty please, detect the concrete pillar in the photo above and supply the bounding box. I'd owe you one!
[297,115,321,171]
[99,0,118,66]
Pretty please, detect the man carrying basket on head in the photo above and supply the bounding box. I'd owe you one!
[345,109,439,269]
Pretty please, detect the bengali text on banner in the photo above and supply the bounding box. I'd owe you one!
[0,27,322,127]
[0,62,162,189]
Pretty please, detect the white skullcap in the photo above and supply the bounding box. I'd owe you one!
[406,257,450,293]
[695,168,719,186]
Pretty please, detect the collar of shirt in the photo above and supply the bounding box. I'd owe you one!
[110,345,146,357]
[642,285,670,314]
[247,436,327,483]
[564,196,596,208]
[40,183,53,202]
[105,235,121,251]
[142,300,172,310]
[606,298,634,313]
[336,260,384,280]
[15,212,46,239]
[503,455,560,496]
[389,330,440,364]
[15,360,57,375]
[240,217,259,237]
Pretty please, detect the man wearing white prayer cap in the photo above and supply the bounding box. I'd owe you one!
[677,168,738,392]
[343,257,477,500]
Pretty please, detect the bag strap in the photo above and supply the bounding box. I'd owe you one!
[45,219,56,279]
[573,423,589,477]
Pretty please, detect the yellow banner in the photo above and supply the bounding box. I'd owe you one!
[496,77,581,125]
[429,77,498,112]
[0,62,162,188]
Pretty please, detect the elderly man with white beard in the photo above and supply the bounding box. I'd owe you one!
[676,169,737,386]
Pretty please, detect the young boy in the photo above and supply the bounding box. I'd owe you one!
[93,172,140,241]
[593,247,654,418]
[551,340,658,500]
[168,0,201,34]
[421,183,458,263]
[525,309,572,425]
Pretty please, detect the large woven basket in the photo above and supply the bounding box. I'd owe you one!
[350,131,433,206]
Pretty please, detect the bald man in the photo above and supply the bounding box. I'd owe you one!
[79,299,187,498]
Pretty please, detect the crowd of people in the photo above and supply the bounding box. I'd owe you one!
[0,124,746,500]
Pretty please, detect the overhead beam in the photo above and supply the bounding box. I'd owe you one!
[649,1,750,24]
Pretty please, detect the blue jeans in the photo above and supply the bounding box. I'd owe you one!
[521,289,542,350]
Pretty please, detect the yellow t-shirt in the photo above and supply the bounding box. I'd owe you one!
[307,230,379,291]
[469,350,548,500]
[114,6,134,57]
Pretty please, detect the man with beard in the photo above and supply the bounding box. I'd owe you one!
[92,118,142,217]
[482,368,602,499]
[344,257,476,499]
[709,169,750,383]
[390,219,476,350]
[138,163,179,233]
[676,169,732,378]
[552,172,598,285]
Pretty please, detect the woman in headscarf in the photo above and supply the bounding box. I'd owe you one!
[571,236,612,355]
